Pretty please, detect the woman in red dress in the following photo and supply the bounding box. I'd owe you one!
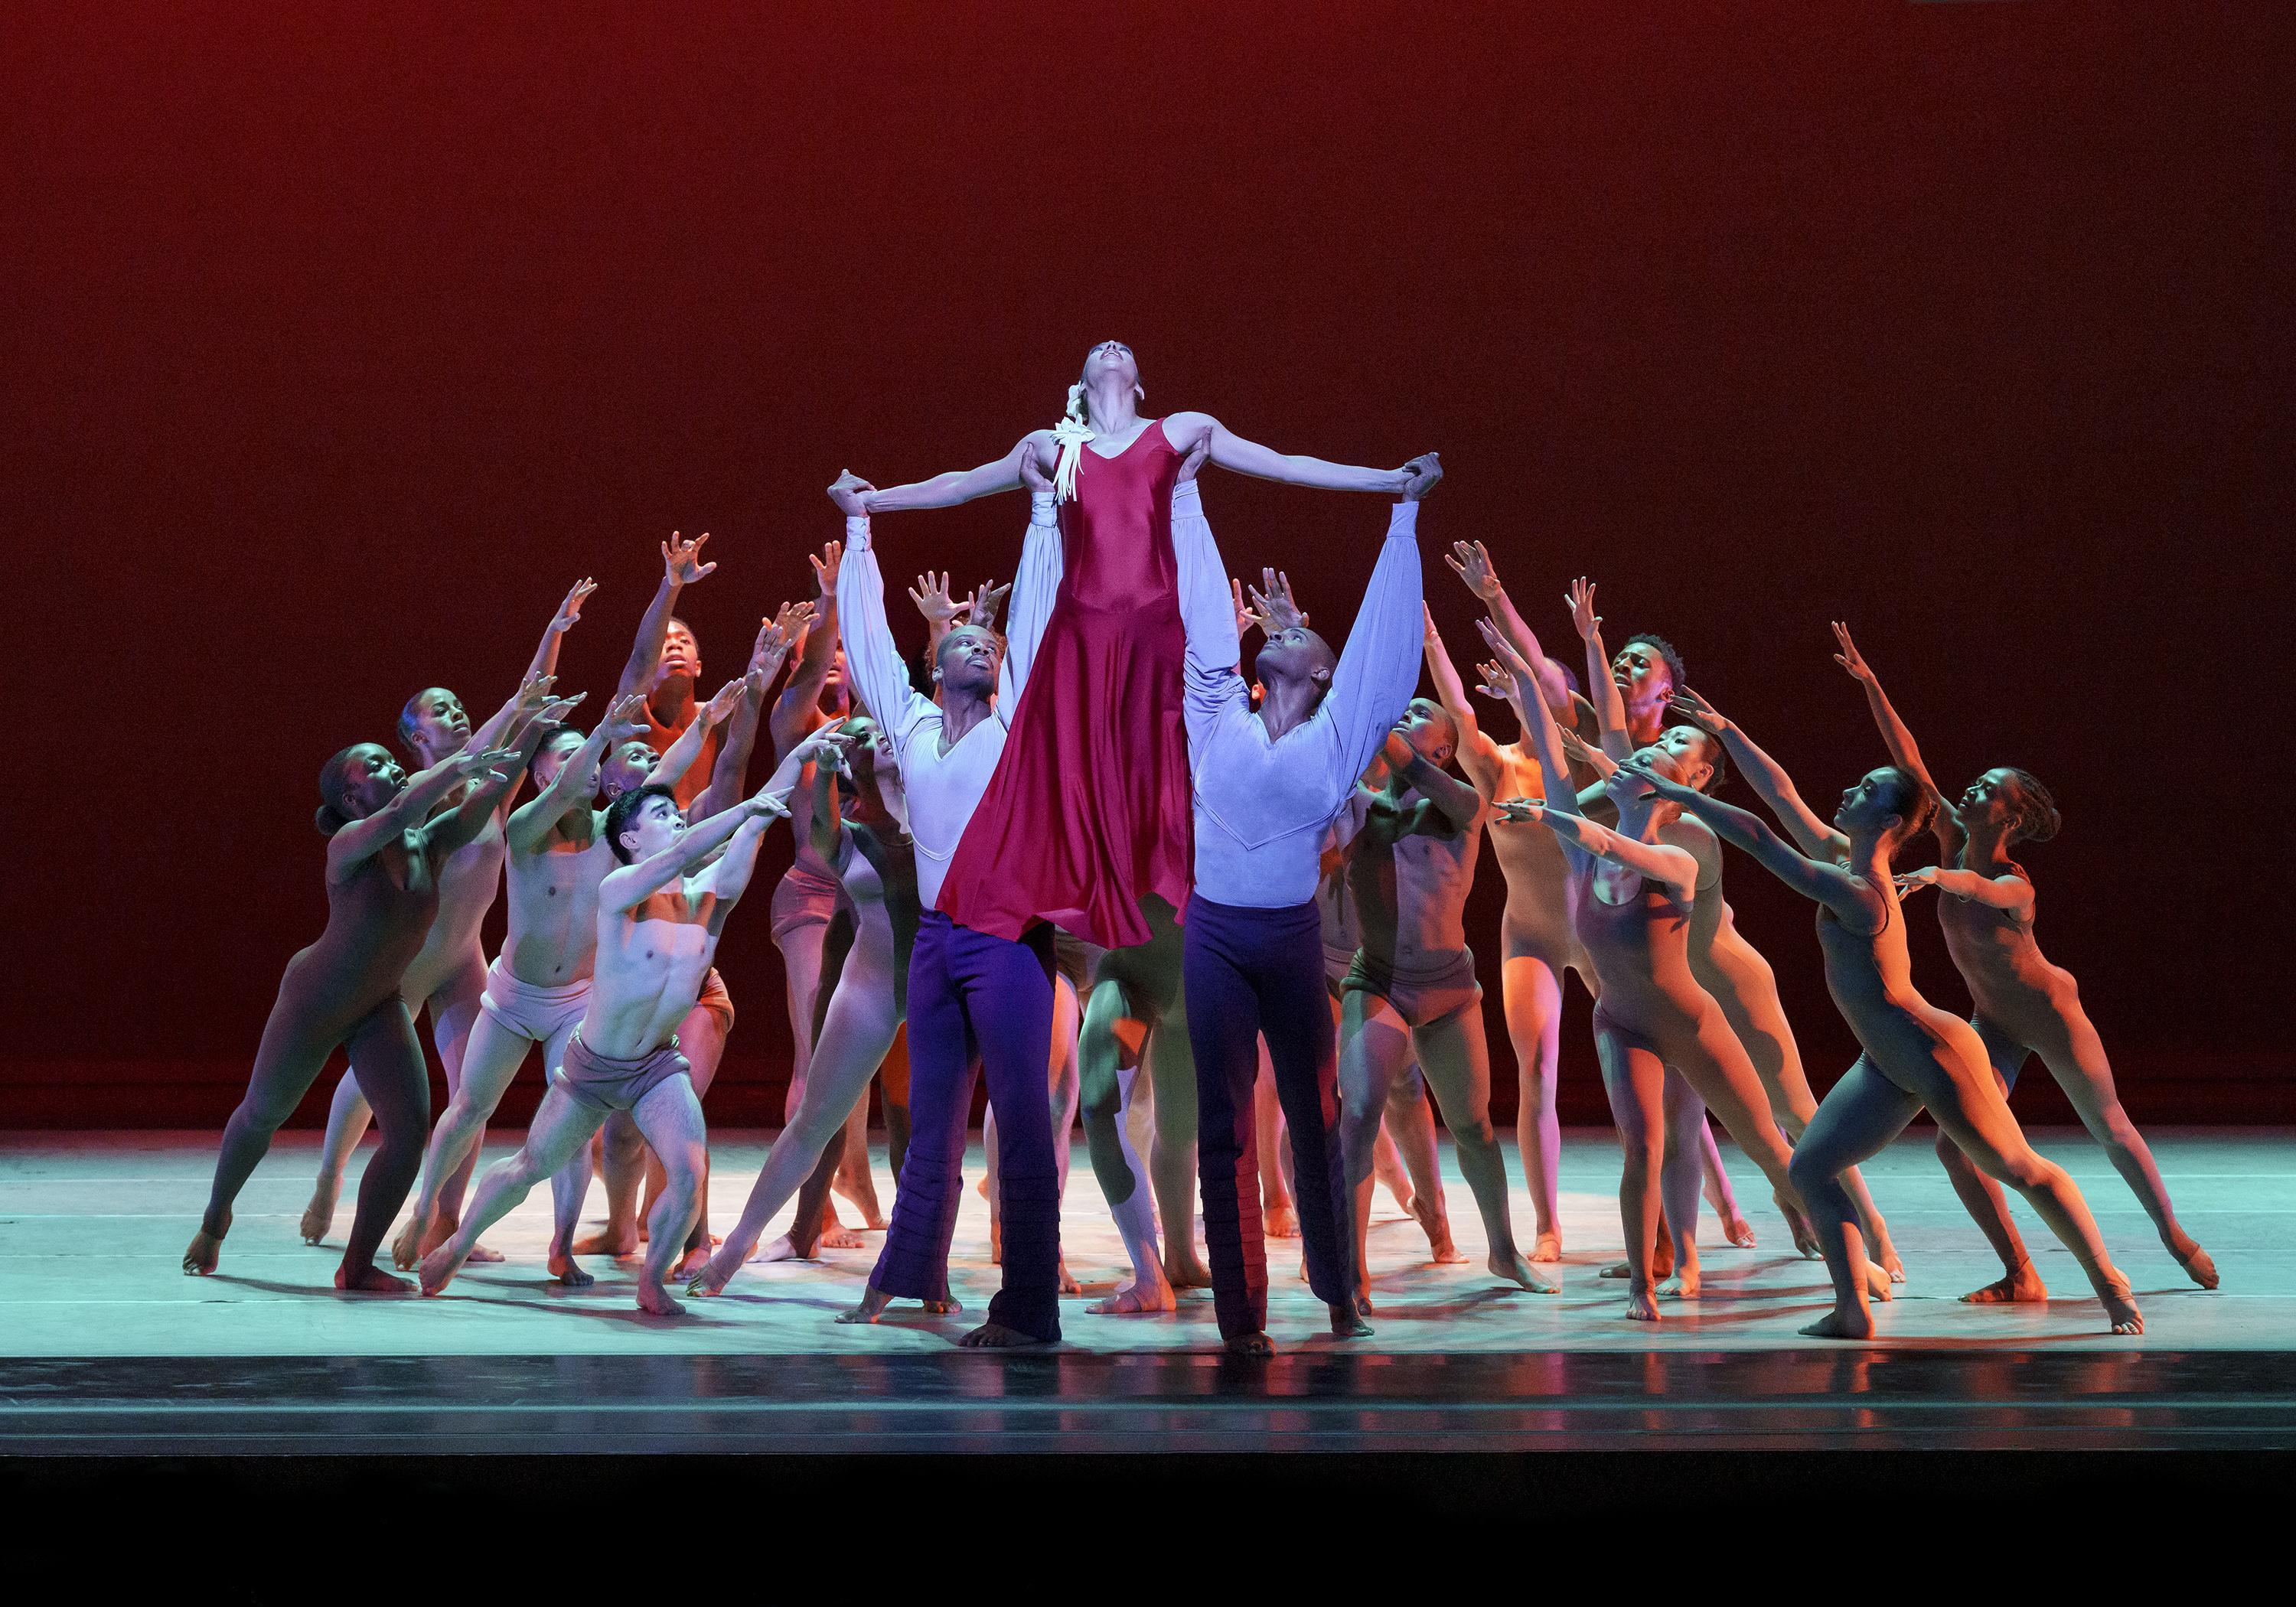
[853,340,1436,950]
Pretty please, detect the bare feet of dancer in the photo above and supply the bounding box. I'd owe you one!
[2102,1273,2144,1335]
[671,1241,716,1281]
[833,1169,886,1232]
[1225,1331,1276,1356]
[182,1224,225,1276]
[2170,1234,2220,1291]
[573,1222,639,1260]
[1264,1201,1300,1240]
[298,1185,336,1246]
[835,1284,963,1324]
[1329,1302,1374,1339]
[1719,1214,1758,1249]
[1627,1277,1661,1322]
[418,1240,470,1296]
[1493,1247,1563,1295]
[1659,1255,1701,1299]
[1603,1231,1676,1283]
[1799,1303,1875,1340]
[1413,1191,1469,1265]
[1163,1244,1215,1290]
[395,1212,498,1269]
[960,1322,1055,1348]
[1089,1271,1176,1315]
[1058,1257,1081,1295]
[1531,1227,1564,1264]
[547,1236,595,1288]
[1961,1258,2048,1304]
[636,1275,686,1317]
[336,1262,413,1293]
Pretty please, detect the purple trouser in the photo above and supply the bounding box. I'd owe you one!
[869,912,1061,1341]
[1183,893,1358,1337]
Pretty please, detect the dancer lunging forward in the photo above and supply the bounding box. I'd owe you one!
[1828,623,2214,1296]
[1613,713,2141,1336]
[186,725,540,1290]
[420,779,791,1315]
[1181,459,1450,1351]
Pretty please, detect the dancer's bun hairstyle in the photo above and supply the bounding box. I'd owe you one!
[1998,768,2061,844]
[315,745,364,837]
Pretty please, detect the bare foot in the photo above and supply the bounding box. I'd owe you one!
[671,1243,714,1281]
[417,1240,469,1297]
[1355,1286,1378,1318]
[1799,1304,1874,1339]
[1960,1262,2049,1305]
[959,1321,1055,1348]
[754,1234,807,1263]
[572,1224,639,1259]
[1531,1228,1564,1264]
[1163,1249,1215,1290]
[1492,1248,1562,1295]
[182,1227,223,1276]
[820,1224,866,1251]
[1088,1275,1176,1315]
[1720,1214,1758,1249]
[2173,1239,2219,1291]
[547,1244,594,1288]
[1864,1261,1894,1302]
[1627,1282,1661,1322]
[1224,1330,1275,1356]
[685,1253,735,1297]
[836,1285,895,1325]
[389,1212,431,1271]
[1410,1193,1467,1264]
[2100,1272,2143,1335]
[1650,1232,1676,1281]
[298,1187,336,1246]
[1058,1257,1081,1295]
[1264,1201,1300,1240]
[1878,1244,1906,1284]
[1659,1263,1701,1299]
[1779,1191,1821,1259]
[465,1244,505,1264]
[987,1219,1002,1266]
[635,1278,686,1317]
[335,1261,413,1293]
[1329,1303,1373,1339]
[1600,1261,1633,1279]
[833,1171,886,1232]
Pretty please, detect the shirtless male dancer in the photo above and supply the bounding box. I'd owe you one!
[302,582,595,1251]
[1179,458,1442,1351]
[420,777,791,1314]
[1337,697,1556,1303]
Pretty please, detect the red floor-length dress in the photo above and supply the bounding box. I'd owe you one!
[937,419,1192,950]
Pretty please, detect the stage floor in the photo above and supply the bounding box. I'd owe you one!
[4,1128,2292,1452]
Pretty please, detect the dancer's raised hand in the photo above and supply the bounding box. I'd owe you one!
[908,571,964,630]
[809,539,843,599]
[663,531,716,586]
[1893,866,1942,897]
[1667,686,1729,736]
[745,784,794,820]
[1232,579,1257,641]
[1401,451,1443,500]
[550,577,598,634]
[827,471,875,517]
[1831,621,1874,683]
[1614,758,1694,806]
[965,578,1012,632]
[1567,577,1601,643]
[1444,539,1501,601]
[1559,727,1616,777]
[601,693,648,746]
[1248,568,1307,632]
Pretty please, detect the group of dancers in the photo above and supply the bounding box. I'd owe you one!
[184,341,2216,1348]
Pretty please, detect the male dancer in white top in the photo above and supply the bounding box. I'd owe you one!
[1175,458,1443,1352]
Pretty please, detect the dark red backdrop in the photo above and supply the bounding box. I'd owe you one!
[5,3,2287,1128]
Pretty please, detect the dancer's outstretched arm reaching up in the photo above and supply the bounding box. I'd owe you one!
[618,533,715,701]
[1567,579,1634,763]
[1665,686,1848,862]
[1829,621,1960,857]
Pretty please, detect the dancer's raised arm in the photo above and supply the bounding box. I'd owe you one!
[1895,863,2036,917]
[1832,622,1964,857]
[602,786,785,914]
[1618,760,1882,927]
[827,476,939,738]
[770,543,843,750]
[1322,497,1429,782]
[1568,578,1632,761]
[1511,800,1701,907]
[1482,621,1580,820]
[326,750,496,873]
[1163,412,1429,496]
[651,679,745,798]
[617,533,715,701]
[524,577,596,687]
[694,607,803,823]
[1424,607,1502,790]
[1444,539,1571,715]
[1666,686,1847,861]
[507,693,645,852]
[859,435,1055,513]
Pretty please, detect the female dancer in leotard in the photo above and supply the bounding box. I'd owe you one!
[300,582,592,1248]
[1828,623,2215,1296]
[185,722,548,1289]
[1486,615,1813,1320]
[1624,748,2141,1336]
[850,339,1435,953]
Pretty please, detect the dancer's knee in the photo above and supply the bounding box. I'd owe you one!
[1787,1143,1837,1201]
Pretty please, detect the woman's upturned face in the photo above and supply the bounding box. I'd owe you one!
[1610,643,1673,707]
[338,743,406,819]
[1081,340,1140,390]
[406,688,470,758]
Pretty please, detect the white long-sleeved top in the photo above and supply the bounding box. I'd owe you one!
[1180,491,1424,908]
[837,494,1062,913]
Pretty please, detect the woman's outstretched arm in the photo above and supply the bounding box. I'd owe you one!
[1444,539,1572,715]
[507,693,645,853]
[1668,686,1848,862]
[1567,578,1631,761]
[1896,865,2034,918]
[859,434,1052,513]
[694,608,803,824]
[1619,761,1879,922]
[1163,412,1427,495]
[1423,607,1501,791]
[616,533,716,702]
[523,577,596,687]
[1509,803,1700,905]
[1832,622,1966,857]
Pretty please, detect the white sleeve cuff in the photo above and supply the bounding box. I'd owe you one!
[1172,479,1202,511]
[844,514,871,547]
[1029,492,1058,523]
[1387,500,1419,539]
